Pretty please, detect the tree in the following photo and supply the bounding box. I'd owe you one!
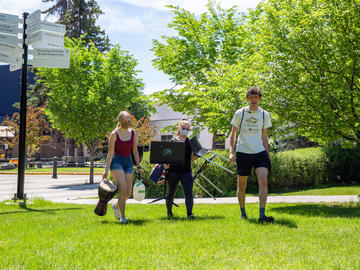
[37,37,144,183]
[130,114,156,146]
[254,0,360,146]
[151,1,259,135]
[1,107,51,158]
[43,0,110,52]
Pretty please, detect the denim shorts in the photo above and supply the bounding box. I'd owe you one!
[110,153,134,174]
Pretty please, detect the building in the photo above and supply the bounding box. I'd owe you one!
[150,104,230,150]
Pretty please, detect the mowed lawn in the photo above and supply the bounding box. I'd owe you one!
[1,199,359,269]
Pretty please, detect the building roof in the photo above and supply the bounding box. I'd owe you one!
[150,104,190,122]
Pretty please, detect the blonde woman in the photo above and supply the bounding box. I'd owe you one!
[103,111,142,224]
[164,118,198,219]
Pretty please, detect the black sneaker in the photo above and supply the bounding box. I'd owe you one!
[188,214,195,220]
[167,212,174,218]
[258,215,274,223]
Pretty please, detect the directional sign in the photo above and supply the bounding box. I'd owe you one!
[27,31,64,46]
[0,33,21,45]
[0,12,21,25]
[27,21,65,35]
[10,64,21,72]
[29,55,69,68]
[0,42,21,54]
[0,51,22,65]
[32,41,64,49]
[31,48,69,58]
[0,22,21,36]
[27,10,41,25]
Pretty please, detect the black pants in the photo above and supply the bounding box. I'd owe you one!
[166,171,193,216]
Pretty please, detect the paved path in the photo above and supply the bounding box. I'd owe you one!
[0,174,358,205]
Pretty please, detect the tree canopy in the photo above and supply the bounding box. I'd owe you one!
[151,2,256,135]
[255,0,360,145]
[43,0,110,52]
[37,37,144,183]
[152,0,360,146]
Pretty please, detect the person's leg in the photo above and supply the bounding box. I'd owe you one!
[124,173,133,200]
[166,171,180,216]
[110,169,127,219]
[180,171,194,217]
[237,175,248,217]
[236,152,251,218]
[255,167,268,210]
[255,151,273,222]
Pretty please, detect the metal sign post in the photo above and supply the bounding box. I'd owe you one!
[0,10,69,201]
[15,12,29,200]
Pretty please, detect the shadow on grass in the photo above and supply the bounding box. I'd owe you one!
[271,203,360,218]
[0,203,82,216]
[159,215,224,222]
[51,183,98,191]
[245,217,298,228]
[100,219,151,226]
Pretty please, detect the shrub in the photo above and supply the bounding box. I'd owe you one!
[323,146,360,184]
[140,146,359,198]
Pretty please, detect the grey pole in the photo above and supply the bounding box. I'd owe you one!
[52,156,57,179]
[15,12,29,200]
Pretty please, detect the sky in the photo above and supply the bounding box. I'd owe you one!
[0,0,261,95]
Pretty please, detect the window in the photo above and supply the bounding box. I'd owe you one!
[161,135,173,142]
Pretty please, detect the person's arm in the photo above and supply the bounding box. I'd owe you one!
[262,128,270,157]
[103,132,116,179]
[229,125,238,164]
[191,151,198,161]
[132,131,143,176]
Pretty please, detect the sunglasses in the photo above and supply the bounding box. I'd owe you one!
[248,95,260,101]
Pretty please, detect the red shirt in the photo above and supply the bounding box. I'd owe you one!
[114,130,134,157]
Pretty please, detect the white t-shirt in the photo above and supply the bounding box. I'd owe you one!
[231,106,272,154]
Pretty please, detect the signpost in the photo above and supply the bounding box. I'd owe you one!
[0,10,69,201]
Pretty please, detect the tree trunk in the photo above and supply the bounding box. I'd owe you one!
[65,138,76,156]
[89,151,94,184]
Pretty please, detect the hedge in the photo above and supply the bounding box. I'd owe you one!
[138,146,360,198]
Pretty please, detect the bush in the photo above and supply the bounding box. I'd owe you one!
[140,146,359,198]
[323,146,360,184]
[270,148,329,191]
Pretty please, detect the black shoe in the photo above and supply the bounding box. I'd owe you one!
[241,215,248,220]
[188,214,195,220]
[167,212,173,218]
[258,215,274,223]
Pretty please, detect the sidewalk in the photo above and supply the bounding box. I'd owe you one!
[0,174,358,205]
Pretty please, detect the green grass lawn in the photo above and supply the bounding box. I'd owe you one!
[268,185,360,196]
[1,199,359,269]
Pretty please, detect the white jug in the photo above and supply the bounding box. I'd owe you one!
[133,180,145,201]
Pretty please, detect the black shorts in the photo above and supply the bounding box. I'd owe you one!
[236,151,271,176]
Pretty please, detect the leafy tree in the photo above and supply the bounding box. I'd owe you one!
[43,0,110,52]
[151,1,258,135]
[130,114,156,146]
[1,107,51,158]
[254,0,360,146]
[37,37,144,183]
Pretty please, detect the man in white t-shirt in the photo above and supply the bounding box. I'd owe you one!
[229,87,274,223]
